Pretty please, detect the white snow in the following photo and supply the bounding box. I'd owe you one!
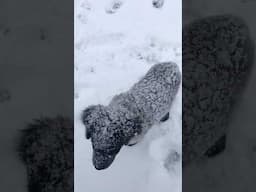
[74,0,182,192]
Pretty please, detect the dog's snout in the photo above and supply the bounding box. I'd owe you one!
[92,151,116,170]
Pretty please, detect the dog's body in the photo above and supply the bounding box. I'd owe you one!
[183,15,254,165]
[82,62,181,170]
[18,117,73,192]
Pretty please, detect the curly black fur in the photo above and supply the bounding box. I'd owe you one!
[17,117,73,192]
[82,62,181,170]
[183,15,254,165]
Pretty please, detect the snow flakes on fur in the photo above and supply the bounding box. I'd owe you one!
[82,62,181,170]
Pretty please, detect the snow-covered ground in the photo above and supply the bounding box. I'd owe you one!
[74,0,182,192]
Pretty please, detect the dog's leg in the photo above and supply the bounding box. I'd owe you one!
[127,133,144,146]
[204,135,226,157]
[160,112,169,122]
[127,142,137,146]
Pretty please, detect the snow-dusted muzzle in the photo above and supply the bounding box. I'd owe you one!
[92,151,116,170]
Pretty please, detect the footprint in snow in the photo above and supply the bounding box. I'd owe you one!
[153,0,165,9]
[105,0,124,14]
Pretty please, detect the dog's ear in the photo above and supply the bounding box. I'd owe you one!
[82,105,100,139]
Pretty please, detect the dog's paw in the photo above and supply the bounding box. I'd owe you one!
[127,142,138,147]
[160,112,170,122]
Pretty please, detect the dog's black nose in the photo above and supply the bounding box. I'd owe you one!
[94,163,109,170]
[92,151,116,170]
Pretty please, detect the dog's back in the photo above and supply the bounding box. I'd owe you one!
[130,62,181,123]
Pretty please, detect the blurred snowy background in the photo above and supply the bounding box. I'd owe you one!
[0,0,73,191]
[74,0,182,192]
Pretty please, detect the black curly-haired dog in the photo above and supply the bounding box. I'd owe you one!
[82,62,181,170]
[18,117,73,192]
[182,15,254,165]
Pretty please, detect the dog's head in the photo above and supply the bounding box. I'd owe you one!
[82,105,140,170]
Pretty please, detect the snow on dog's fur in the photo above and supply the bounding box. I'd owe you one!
[82,62,181,170]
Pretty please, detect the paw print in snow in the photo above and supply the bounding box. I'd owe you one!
[105,0,124,14]
[152,0,165,9]
[164,150,180,171]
